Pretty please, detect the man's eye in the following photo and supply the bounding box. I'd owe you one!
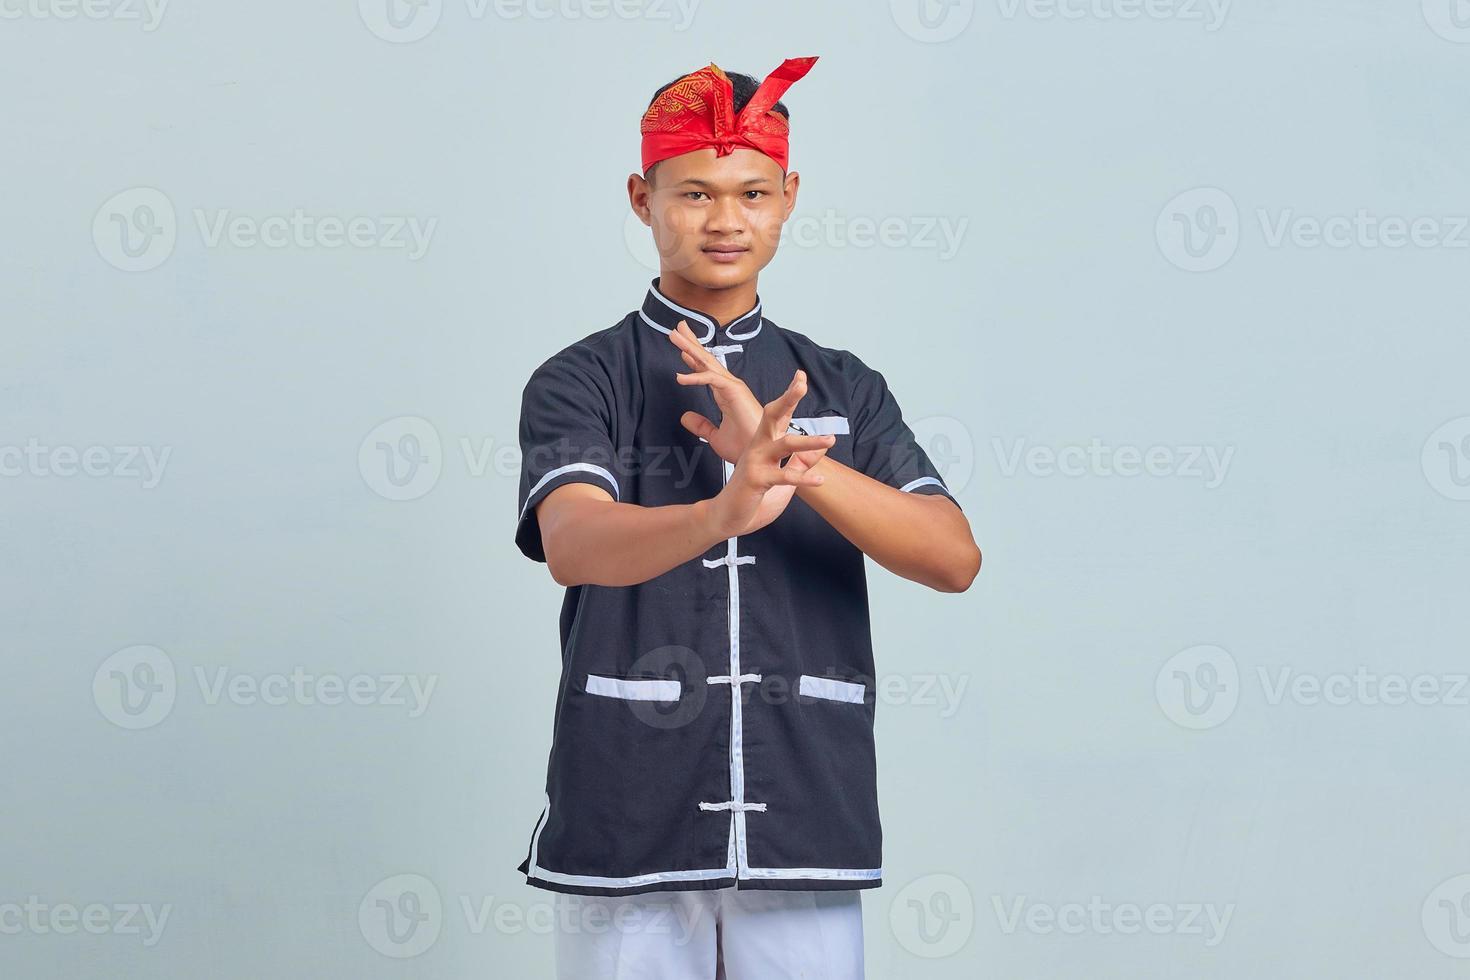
[745,190,766,199]
[685,191,708,201]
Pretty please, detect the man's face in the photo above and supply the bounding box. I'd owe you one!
[628,147,800,290]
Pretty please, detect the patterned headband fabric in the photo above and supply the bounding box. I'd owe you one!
[639,56,818,174]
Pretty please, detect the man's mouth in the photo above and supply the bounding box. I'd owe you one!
[702,244,748,263]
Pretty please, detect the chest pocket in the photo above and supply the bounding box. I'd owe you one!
[788,415,850,436]
[788,408,853,464]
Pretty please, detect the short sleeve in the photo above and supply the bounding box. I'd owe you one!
[850,361,962,510]
[514,355,622,562]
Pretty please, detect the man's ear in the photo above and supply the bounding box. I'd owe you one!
[627,173,652,226]
[782,170,801,220]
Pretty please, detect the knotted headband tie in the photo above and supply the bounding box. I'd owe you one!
[640,56,818,174]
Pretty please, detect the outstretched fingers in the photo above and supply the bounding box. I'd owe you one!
[779,462,827,487]
[762,370,808,429]
[669,321,726,373]
[675,370,724,388]
[680,411,718,442]
[772,432,836,458]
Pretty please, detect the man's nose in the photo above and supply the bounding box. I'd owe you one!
[705,196,746,236]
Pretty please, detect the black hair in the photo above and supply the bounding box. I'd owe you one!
[643,70,790,184]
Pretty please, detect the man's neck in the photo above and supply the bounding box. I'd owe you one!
[656,272,758,328]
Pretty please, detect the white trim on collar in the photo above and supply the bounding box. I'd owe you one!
[645,288,717,344]
[643,282,764,345]
[726,303,763,341]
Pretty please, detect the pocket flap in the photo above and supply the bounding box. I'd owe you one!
[798,674,866,704]
[789,416,850,436]
[585,674,682,702]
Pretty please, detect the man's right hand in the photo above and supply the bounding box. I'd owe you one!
[706,369,835,538]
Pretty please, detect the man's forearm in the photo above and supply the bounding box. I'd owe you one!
[795,456,980,592]
[540,495,729,588]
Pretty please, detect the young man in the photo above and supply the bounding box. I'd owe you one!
[513,56,981,978]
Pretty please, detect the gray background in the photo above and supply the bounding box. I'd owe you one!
[5,0,1470,976]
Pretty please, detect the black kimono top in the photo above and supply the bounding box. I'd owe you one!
[512,277,960,897]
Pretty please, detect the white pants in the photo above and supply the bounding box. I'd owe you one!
[552,886,864,980]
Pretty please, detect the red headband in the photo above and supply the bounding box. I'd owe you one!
[640,56,818,174]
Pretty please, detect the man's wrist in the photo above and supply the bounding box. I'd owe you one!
[794,453,835,496]
[690,495,733,545]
